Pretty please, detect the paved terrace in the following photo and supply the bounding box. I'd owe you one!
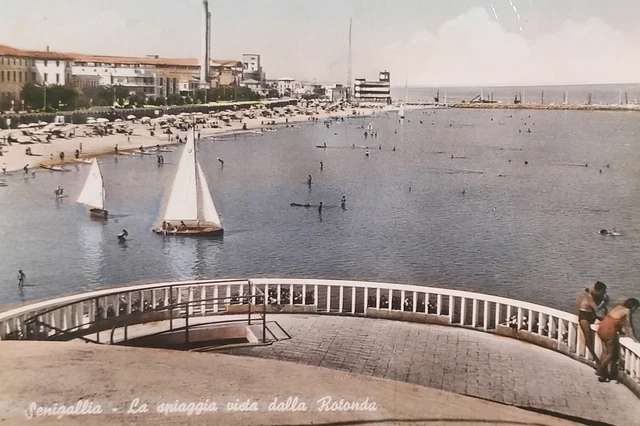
[222,314,640,426]
[0,341,579,426]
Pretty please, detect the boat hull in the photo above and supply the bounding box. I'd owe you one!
[152,227,223,237]
[89,208,108,219]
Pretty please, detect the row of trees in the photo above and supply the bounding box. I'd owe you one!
[8,83,266,112]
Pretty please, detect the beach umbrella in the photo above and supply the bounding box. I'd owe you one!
[127,115,136,120]
[114,118,123,122]
[140,117,150,123]
[87,117,95,121]
[17,124,28,129]
[28,123,40,128]
[96,118,109,123]
[39,121,48,126]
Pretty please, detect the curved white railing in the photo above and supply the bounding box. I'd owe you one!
[0,278,638,393]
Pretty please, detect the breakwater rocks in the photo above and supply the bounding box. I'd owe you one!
[452,102,640,112]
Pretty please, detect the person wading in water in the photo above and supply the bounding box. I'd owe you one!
[576,281,608,362]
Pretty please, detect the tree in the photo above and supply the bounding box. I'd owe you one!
[21,84,45,110]
[167,94,184,106]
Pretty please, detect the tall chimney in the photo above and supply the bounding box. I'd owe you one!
[202,0,210,87]
[46,45,50,52]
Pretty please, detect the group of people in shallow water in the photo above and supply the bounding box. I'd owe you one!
[577,281,639,382]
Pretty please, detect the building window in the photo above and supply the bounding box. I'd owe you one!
[19,72,22,83]
[56,60,60,67]
[44,60,48,66]
[13,58,16,65]
[1,71,3,82]
[44,73,48,82]
[0,58,3,65]
[13,71,16,82]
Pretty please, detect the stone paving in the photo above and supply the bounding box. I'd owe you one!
[222,314,640,426]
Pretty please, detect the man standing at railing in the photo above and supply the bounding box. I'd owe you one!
[577,281,609,363]
[596,298,640,382]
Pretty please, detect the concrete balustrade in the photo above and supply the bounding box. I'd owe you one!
[0,277,638,396]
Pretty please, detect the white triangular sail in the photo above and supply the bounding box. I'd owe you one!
[163,130,198,222]
[197,161,222,227]
[77,158,105,210]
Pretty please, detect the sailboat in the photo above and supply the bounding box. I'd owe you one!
[77,158,108,219]
[152,127,223,237]
[398,76,407,119]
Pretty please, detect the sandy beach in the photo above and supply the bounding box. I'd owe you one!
[0,102,383,175]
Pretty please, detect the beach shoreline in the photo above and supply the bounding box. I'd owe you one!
[0,104,383,174]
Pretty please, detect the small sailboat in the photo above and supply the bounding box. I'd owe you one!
[152,127,223,237]
[76,158,108,219]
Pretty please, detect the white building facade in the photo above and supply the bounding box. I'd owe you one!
[32,57,72,86]
[277,77,295,97]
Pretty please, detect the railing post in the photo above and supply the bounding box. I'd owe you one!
[327,286,331,312]
[448,295,454,323]
[248,300,252,325]
[364,287,369,316]
[262,297,267,343]
[201,285,207,314]
[188,287,194,316]
[401,290,406,311]
[302,284,307,305]
[388,289,392,311]
[412,292,417,313]
[185,302,189,346]
[314,284,318,307]
[483,301,488,331]
[351,287,356,314]
[276,284,281,304]
[495,303,501,329]
[471,298,477,327]
[339,286,344,313]
[528,309,533,332]
[289,284,294,305]
[461,297,467,326]
[213,286,219,313]
[437,294,442,316]
[169,286,174,331]
[376,289,380,309]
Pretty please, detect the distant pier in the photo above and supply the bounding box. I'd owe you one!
[452,102,640,112]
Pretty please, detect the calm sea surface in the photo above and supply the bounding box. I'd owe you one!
[1,108,639,319]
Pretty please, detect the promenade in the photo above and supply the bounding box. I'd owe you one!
[223,314,640,425]
[0,341,579,426]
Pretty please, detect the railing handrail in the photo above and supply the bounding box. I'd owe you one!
[1,277,638,386]
[0,278,250,322]
[251,278,578,322]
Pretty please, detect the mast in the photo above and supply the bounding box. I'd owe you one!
[100,163,105,209]
[347,17,352,102]
[404,75,408,103]
[192,125,203,223]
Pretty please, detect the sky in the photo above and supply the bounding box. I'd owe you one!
[1,0,639,86]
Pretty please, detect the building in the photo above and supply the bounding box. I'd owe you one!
[71,54,199,99]
[0,44,73,108]
[240,79,262,93]
[209,59,243,87]
[277,77,295,98]
[353,70,391,103]
[242,54,264,83]
[326,84,346,102]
